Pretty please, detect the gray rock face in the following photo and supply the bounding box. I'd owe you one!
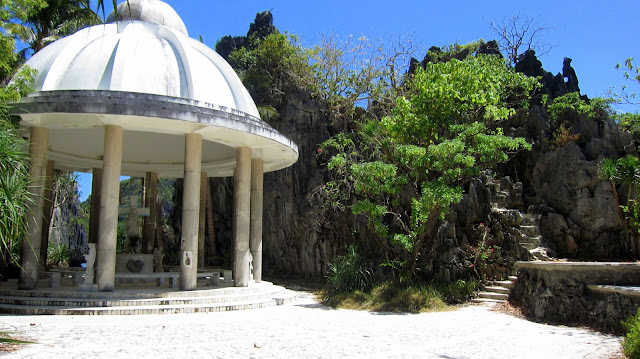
[511,270,639,333]
[49,183,87,262]
[209,86,355,277]
[526,121,632,259]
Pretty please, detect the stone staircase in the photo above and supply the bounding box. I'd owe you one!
[0,281,298,315]
[519,214,542,250]
[472,276,517,305]
[488,177,551,261]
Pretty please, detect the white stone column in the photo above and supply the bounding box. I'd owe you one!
[96,125,123,292]
[233,147,251,287]
[250,158,264,283]
[18,127,48,290]
[180,133,202,290]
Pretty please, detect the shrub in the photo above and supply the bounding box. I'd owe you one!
[437,279,479,304]
[324,279,478,312]
[47,241,70,267]
[551,125,580,148]
[617,112,640,140]
[370,281,446,313]
[622,307,640,359]
[543,93,613,123]
[324,245,373,299]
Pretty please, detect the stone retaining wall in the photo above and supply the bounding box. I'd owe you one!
[510,262,640,333]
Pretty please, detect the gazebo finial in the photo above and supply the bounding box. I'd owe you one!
[106,0,188,36]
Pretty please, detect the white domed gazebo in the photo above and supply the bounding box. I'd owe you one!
[11,0,298,292]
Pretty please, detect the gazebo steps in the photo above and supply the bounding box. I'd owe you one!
[0,282,297,315]
[0,299,278,315]
[0,282,274,300]
[0,288,287,307]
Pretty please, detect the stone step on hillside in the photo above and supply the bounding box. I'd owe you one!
[476,291,509,301]
[489,280,515,290]
[522,213,542,222]
[472,276,517,305]
[481,286,510,295]
[520,235,541,244]
[471,297,506,305]
[520,243,538,251]
[520,225,540,237]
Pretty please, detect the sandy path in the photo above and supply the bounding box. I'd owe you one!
[0,292,623,359]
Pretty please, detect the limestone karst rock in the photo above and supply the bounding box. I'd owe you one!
[206,21,636,279]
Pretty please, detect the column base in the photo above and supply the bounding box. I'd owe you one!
[78,283,98,292]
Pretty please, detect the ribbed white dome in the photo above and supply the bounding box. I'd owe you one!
[24,4,259,118]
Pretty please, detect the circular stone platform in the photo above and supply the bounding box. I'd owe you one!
[0,280,297,315]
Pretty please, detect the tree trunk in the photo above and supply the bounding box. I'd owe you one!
[406,206,441,277]
[206,178,216,259]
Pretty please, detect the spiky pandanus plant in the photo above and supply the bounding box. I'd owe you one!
[0,114,31,270]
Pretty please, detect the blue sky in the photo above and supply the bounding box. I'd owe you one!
[77,0,639,201]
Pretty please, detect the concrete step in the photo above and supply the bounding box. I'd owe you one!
[0,299,279,315]
[489,280,515,289]
[523,213,542,222]
[0,282,295,315]
[481,286,510,294]
[519,235,542,243]
[520,242,538,250]
[0,287,287,308]
[530,247,554,261]
[272,289,299,305]
[477,291,509,301]
[471,298,506,305]
[520,225,540,237]
[0,283,275,300]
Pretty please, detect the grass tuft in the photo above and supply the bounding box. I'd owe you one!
[323,279,478,313]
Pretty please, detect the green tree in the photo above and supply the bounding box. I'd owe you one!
[599,158,623,221]
[599,155,640,256]
[305,34,387,125]
[320,53,539,278]
[3,0,100,61]
[227,32,312,111]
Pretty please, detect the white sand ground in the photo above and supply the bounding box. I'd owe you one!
[0,291,623,359]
